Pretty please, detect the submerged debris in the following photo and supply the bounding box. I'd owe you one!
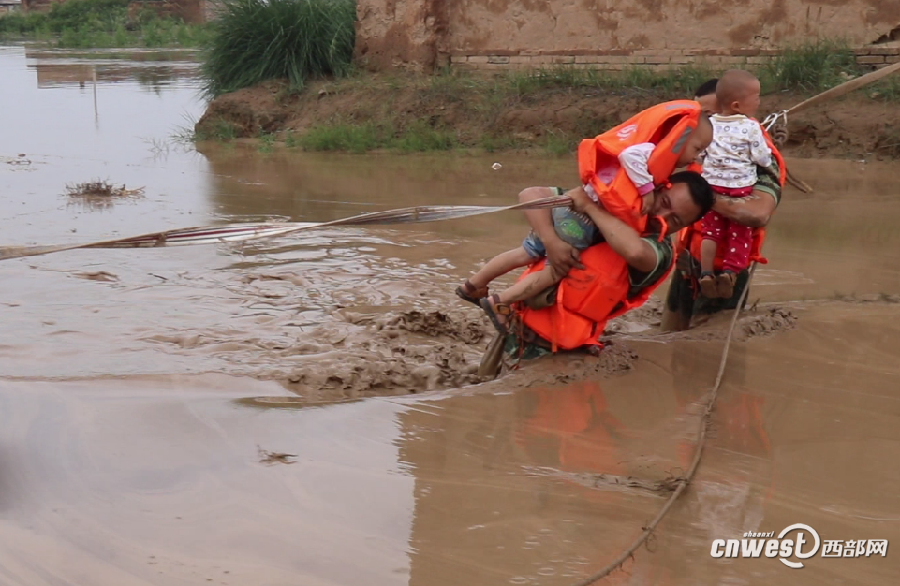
[65,180,145,209]
[257,446,297,465]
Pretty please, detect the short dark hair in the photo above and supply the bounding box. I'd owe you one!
[670,170,714,221]
[693,78,719,98]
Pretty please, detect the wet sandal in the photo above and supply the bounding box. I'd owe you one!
[716,271,736,299]
[455,280,488,307]
[699,271,719,299]
[480,294,512,336]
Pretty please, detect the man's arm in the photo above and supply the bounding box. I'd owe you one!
[711,191,776,228]
[518,187,585,277]
[712,158,782,227]
[570,189,657,272]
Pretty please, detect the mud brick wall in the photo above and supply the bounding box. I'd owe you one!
[450,47,900,72]
[355,0,900,71]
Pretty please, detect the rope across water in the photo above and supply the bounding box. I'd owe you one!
[567,262,758,585]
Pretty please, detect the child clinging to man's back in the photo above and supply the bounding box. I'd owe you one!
[698,69,774,299]
[455,104,712,334]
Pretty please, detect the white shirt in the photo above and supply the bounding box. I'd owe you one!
[701,114,773,189]
[584,142,657,202]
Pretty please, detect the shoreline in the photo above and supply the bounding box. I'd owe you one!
[192,72,900,161]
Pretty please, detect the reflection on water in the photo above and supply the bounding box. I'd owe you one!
[25,47,200,91]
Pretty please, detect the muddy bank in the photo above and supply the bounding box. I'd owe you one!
[194,74,900,160]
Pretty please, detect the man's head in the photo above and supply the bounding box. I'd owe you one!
[693,78,719,114]
[717,69,761,117]
[650,170,714,235]
[675,113,713,167]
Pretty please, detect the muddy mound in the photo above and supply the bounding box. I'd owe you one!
[195,81,290,138]
[373,310,486,344]
[736,307,798,341]
[277,309,495,400]
[604,299,664,335]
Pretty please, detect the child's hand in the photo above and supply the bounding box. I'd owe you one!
[569,187,596,214]
[545,237,584,277]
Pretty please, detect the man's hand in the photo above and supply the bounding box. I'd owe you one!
[544,236,584,279]
[568,186,597,214]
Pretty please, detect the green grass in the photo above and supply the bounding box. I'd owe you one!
[200,0,356,98]
[298,122,383,153]
[393,122,457,152]
[257,130,276,153]
[503,64,716,98]
[867,76,900,102]
[478,134,518,153]
[540,131,573,156]
[0,0,211,48]
[760,39,859,93]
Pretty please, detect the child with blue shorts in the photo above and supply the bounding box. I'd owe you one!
[455,119,712,333]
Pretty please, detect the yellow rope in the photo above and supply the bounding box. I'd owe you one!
[569,262,758,586]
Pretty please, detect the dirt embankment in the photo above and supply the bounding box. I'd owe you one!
[194,74,900,160]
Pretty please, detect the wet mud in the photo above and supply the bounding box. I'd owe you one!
[1,46,900,586]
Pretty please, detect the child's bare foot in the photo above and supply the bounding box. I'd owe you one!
[480,294,513,335]
[455,280,488,307]
[699,272,719,298]
[716,271,736,299]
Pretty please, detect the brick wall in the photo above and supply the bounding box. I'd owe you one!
[449,48,900,73]
[355,0,900,73]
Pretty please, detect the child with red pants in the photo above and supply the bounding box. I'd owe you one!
[699,69,774,299]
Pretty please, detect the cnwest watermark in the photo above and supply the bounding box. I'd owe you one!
[710,523,889,569]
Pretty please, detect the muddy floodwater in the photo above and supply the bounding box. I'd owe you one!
[0,45,899,585]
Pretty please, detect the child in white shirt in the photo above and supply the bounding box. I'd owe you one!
[699,69,773,299]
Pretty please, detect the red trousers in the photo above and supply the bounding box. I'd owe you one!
[701,186,753,273]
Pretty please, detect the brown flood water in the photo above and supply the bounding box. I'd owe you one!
[0,46,899,584]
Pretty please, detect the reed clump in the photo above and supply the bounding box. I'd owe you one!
[200,0,356,98]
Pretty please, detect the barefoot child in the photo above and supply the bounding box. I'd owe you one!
[456,104,713,333]
[698,70,775,299]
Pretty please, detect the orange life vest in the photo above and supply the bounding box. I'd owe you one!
[675,125,787,268]
[517,243,674,351]
[578,100,703,232]
[513,101,703,352]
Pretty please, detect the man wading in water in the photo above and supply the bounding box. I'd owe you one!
[461,101,717,364]
[661,77,788,331]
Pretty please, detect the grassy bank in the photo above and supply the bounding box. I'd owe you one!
[191,39,900,159]
[0,0,211,48]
